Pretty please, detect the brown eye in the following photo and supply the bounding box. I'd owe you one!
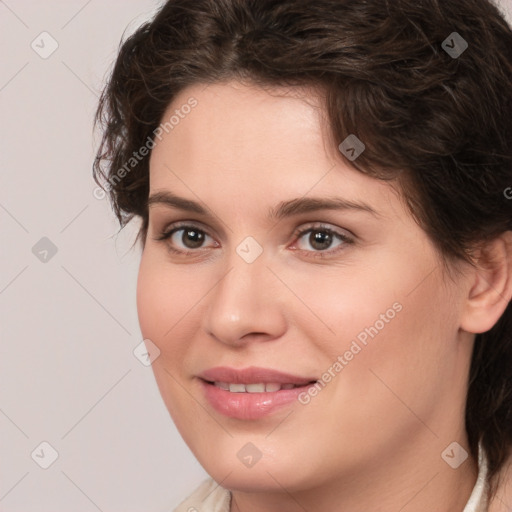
[308,230,334,251]
[156,224,217,253]
[294,227,348,253]
[180,228,206,249]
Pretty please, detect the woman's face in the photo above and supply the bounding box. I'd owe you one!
[137,81,474,492]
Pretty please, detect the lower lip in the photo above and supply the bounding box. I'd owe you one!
[200,379,316,420]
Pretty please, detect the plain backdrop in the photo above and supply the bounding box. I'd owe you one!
[1,1,511,510]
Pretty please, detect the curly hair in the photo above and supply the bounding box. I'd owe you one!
[93,0,512,501]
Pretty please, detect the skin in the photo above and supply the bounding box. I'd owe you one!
[136,80,512,512]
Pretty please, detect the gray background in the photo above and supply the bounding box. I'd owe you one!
[1,1,511,510]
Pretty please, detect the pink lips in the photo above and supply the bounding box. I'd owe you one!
[198,366,318,420]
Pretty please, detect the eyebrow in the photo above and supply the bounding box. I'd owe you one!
[147,191,380,220]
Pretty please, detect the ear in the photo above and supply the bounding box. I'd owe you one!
[460,231,512,334]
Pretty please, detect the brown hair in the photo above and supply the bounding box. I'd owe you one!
[93,0,512,501]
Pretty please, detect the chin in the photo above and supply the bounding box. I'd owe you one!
[207,465,296,493]
[197,443,317,493]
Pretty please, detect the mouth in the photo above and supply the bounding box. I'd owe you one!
[197,367,319,420]
[202,380,317,393]
[198,365,318,387]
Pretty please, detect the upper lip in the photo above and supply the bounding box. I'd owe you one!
[198,366,318,385]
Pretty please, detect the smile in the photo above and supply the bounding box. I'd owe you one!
[211,382,308,392]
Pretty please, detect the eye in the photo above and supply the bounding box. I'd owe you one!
[290,224,353,257]
[155,222,218,254]
[154,221,354,259]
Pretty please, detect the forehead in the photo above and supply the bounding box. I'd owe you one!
[150,81,326,171]
[148,80,402,217]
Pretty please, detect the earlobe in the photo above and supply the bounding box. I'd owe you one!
[460,231,512,334]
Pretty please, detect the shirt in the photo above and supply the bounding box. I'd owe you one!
[173,442,489,512]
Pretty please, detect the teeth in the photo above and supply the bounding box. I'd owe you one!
[213,382,301,392]
[229,383,246,393]
[245,383,266,393]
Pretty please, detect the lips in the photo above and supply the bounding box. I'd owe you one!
[198,366,318,420]
[199,366,317,386]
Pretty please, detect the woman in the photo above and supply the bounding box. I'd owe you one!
[93,0,512,510]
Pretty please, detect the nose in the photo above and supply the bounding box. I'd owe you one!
[201,251,287,347]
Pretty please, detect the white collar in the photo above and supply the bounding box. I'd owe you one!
[463,441,489,512]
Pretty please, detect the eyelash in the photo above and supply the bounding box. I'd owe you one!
[154,221,354,259]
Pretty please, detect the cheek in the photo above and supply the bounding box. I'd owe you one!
[135,252,195,388]
[136,256,165,342]
[324,276,459,434]
[274,261,405,353]
[135,252,202,429]
[136,251,197,343]
[288,258,458,414]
